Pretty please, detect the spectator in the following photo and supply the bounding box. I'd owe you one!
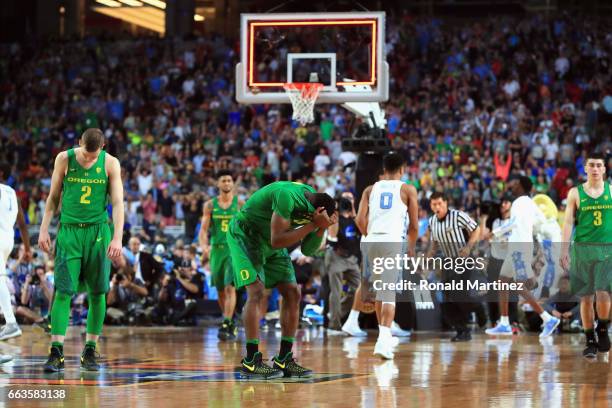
[18,265,53,332]
[106,256,149,325]
[156,258,203,326]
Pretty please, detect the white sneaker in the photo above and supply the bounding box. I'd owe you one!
[391,321,411,337]
[373,336,395,360]
[0,355,12,364]
[342,322,367,337]
[0,324,22,341]
[390,336,400,348]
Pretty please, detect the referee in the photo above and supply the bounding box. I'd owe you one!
[426,192,481,341]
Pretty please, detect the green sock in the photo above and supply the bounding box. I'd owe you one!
[279,336,295,360]
[85,340,96,349]
[224,317,232,324]
[86,293,106,336]
[51,341,63,352]
[50,292,71,336]
[246,339,259,361]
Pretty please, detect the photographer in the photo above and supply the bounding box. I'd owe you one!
[157,259,203,326]
[322,193,361,331]
[124,237,164,292]
[106,256,149,325]
[17,265,53,332]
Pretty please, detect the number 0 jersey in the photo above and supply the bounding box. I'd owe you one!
[210,196,239,245]
[60,148,109,225]
[0,183,18,239]
[362,180,408,243]
[574,183,612,244]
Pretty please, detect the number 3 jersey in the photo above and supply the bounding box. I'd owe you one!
[61,148,109,224]
[362,180,408,243]
[210,196,239,245]
[574,183,612,243]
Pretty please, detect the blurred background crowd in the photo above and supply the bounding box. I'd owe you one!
[0,11,610,331]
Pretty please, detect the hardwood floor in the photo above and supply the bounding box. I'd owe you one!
[0,326,610,407]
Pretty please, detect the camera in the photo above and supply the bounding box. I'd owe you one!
[30,272,40,285]
[338,197,353,213]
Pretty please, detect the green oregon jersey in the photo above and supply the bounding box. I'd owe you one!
[574,183,612,243]
[210,195,238,245]
[236,181,316,244]
[60,148,109,224]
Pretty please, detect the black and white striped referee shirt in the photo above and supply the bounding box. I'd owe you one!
[428,209,478,258]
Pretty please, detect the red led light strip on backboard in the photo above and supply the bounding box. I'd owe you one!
[248,19,378,88]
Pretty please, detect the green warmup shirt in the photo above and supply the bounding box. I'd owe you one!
[61,149,109,224]
[210,196,239,244]
[235,181,316,246]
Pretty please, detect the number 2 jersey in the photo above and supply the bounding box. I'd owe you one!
[574,183,612,244]
[61,148,109,224]
[210,196,239,245]
[362,180,408,243]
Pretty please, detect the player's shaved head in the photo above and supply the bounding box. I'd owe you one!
[306,192,336,216]
[81,128,105,152]
[383,152,404,174]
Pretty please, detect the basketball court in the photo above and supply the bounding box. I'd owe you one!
[1,327,610,407]
[1,6,610,408]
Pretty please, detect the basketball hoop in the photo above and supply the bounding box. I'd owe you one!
[283,82,323,126]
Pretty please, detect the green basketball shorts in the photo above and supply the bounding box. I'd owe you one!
[210,244,234,290]
[54,223,112,295]
[570,243,612,296]
[226,218,296,289]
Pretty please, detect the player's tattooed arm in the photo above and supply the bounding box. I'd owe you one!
[560,187,578,270]
[199,200,213,257]
[107,155,124,261]
[38,152,68,253]
[355,185,372,236]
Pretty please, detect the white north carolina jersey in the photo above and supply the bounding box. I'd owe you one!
[0,184,18,240]
[508,195,546,243]
[362,180,408,242]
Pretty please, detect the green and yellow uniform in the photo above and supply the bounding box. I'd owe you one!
[54,148,112,296]
[209,196,239,290]
[227,182,316,289]
[570,183,612,295]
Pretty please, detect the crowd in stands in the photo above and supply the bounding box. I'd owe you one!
[0,12,610,330]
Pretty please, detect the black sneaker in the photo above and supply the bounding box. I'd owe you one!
[34,317,52,335]
[227,320,238,341]
[451,329,472,342]
[218,321,230,341]
[583,340,598,358]
[81,346,101,371]
[596,326,610,353]
[240,352,283,379]
[271,352,313,378]
[43,346,64,373]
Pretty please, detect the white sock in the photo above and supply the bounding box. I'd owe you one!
[540,311,552,323]
[346,309,360,326]
[500,316,510,326]
[378,325,391,340]
[0,278,16,325]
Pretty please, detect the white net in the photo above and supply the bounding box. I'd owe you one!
[283,83,323,126]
